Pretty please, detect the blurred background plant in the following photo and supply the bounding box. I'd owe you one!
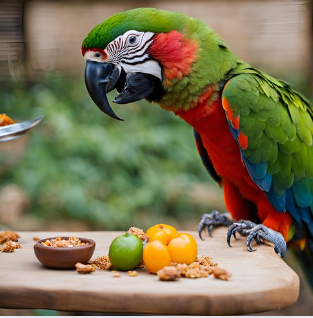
[0,75,225,231]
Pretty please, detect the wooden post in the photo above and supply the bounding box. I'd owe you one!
[0,0,25,80]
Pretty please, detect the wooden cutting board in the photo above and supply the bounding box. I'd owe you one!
[0,228,299,315]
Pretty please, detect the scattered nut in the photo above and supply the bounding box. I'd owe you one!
[163,255,219,279]
[212,267,231,280]
[127,270,137,277]
[75,262,95,274]
[157,266,178,281]
[1,240,21,253]
[174,262,210,278]
[112,271,121,277]
[128,227,149,242]
[0,230,20,244]
[33,237,40,241]
[88,255,112,270]
[196,255,218,267]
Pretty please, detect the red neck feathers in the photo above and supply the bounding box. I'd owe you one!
[173,85,220,127]
[149,31,198,81]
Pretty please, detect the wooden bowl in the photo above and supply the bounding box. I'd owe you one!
[34,237,96,269]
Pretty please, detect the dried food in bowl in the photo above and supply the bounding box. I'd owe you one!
[34,236,96,269]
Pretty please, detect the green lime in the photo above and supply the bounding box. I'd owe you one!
[108,233,143,271]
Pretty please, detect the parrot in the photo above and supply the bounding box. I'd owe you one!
[81,8,313,278]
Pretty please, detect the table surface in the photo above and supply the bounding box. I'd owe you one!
[0,228,299,315]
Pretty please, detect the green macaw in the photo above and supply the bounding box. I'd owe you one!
[81,8,313,275]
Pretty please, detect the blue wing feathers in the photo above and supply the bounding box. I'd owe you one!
[265,185,286,213]
[299,207,312,224]
[286,189,303,223]
[229,124,272,191]
[293,179,313,208]
[228,121,313,228]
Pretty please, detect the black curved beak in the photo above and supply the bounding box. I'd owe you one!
[85,60,164,121]
[85,60,124,121]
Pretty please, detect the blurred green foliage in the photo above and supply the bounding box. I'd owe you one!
[0,75,220,230]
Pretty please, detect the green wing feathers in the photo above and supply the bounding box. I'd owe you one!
[222,64,313,237]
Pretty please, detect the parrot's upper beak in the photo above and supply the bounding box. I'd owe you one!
[85,60,163,121]
[85,60,123,121]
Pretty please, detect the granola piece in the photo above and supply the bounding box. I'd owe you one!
[88,255,112,270]
[169,261,215,279]
[54,239,73,248]
[41,236,87,247]
[43,240,51,246]
[127,270,137,277]
[13,241,21,249]
[0,230,20,244]
[176,262,210,279]
[196,255,218,267]
[75,262,95,274]
[212,267,231,281]
[128,227,149,242]
[157,266,178,281]
[68,236,86,246]
[0,114,15,126]
[112,270,121,277]
[155,255,229,280]
[1,240,21,253]
[33,237,40,241]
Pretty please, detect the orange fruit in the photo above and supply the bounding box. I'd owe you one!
[143,240,171,274]
[146,223,177,245]
[167,233,197,265]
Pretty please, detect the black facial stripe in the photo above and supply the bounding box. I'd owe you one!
[121,51,148,62]
[127,39,153,56]
[120,57,151,65]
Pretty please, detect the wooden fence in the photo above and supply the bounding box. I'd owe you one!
[0,0,312,83]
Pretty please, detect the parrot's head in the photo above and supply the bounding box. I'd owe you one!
[82,8,236,120]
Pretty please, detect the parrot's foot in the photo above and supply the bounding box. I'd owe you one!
[198,210,233,240]
[227,220,287,258]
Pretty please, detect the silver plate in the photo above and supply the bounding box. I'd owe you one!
[0,115,44,142]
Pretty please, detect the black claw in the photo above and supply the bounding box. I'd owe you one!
[198,211,233,240]
[198,214,208,240]
[254,235,263,245]
[198,226,204,241]
[246,232,257,252]
[227,222,242,244]
[227,224,236,247]
[207,224,214,237]
[225,219,287,258]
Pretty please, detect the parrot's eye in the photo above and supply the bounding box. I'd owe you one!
[94,52,102,58]
[128,35,137,45]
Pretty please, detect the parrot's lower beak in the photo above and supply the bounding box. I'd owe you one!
[85,60,164,121]
[85,60,124,121]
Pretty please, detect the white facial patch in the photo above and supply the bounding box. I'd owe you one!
[84,50,106,62]
[105,30,162,81]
